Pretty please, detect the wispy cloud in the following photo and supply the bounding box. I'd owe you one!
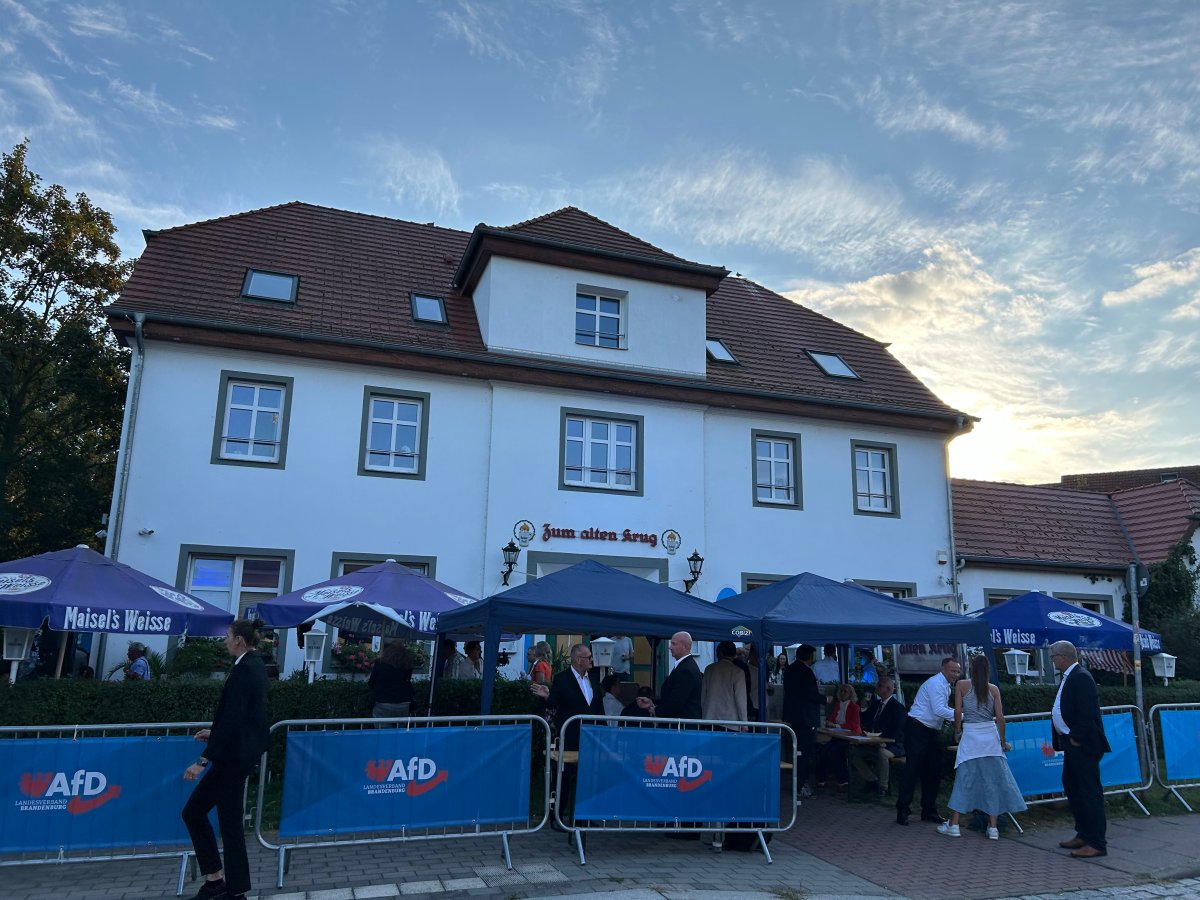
[854,75,1009,150]
[105,76,178,120]
[1,0,65,61]
[197,113,237,130]
[1101,247,1200,307]
[437,1,526,66]
[6,69,91,131]
[362,139,460,218]
[66,4,134,40]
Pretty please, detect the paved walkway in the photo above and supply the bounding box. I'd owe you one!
[4,794,1198,900]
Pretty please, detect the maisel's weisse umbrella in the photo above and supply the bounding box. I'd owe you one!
[256,560,478,639]
[0,545,233,636]
[972,591,1163,652]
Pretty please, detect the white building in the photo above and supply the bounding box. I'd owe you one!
[101,203,973,677]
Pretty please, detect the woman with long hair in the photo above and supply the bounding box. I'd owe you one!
[816,683,861,789]
[181,619,270,900]
[938,654,1027,840]
[369,640,414,718]
[526,640,552,685]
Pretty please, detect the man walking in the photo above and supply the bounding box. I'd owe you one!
[1050,640,1111,858]
[783,644,825,799]
[896,656,960,825]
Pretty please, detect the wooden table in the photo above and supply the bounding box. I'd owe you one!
[817,727,888,746]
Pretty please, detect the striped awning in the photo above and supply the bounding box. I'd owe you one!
[1081,648,1134,674]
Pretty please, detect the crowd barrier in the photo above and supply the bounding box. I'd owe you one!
[254,714,551,888]
[1004,705,1151,816]
[555,715,796,865]
[0,721,210,895]
[1148,703,1200,812]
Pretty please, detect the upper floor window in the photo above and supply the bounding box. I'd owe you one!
[241,269,298,303]
[359,387,430,480]
[576,289,624,349]
[412,293,447,324]
[752,430,802,509]
[561,409,643,495]
[212,371,293,469]
[807,350,860,379]
[706,338,738,364]
[852,441,899,516]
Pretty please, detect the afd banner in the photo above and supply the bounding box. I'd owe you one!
[279,725,530,837]
[0,736,199,853]
[1007,712,1141,798]
[573,726,779,823]
[1159,709,1200,782]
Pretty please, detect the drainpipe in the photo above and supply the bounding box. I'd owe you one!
[943,424,963,613]
[99,313,145,669]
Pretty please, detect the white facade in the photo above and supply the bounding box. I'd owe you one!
[956,566,1127,618]
[101,209,965,678]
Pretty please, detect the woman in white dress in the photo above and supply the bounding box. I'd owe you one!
[938,654,1027,840]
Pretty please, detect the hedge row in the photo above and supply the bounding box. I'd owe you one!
[3,676,1197,729]
[0,676,545,728]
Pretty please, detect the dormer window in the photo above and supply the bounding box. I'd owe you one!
[706,338,738,364]
[241,269,298,303]
[575,288,625,349]
[412,293,447,324]
[806,350,860,379]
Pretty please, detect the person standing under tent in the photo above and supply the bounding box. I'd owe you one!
[896,656,961,826]
[783,644,825,799]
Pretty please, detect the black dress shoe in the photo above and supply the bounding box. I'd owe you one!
[896,812,909,826]
[920,812,945,823]
[190,879,226,900]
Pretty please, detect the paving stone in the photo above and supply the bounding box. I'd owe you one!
[353,886,401,898]
[311,890,356,900]
[440,878,487,890]
[399,881,444,895]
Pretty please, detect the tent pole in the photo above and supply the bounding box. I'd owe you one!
[53,631,69,679]
[480,620,502,714]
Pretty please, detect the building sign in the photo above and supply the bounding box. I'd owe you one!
[539,522,660,547]
[513,520,536,548]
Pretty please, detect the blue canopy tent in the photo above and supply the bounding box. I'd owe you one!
[435,559,758,713]
[716,572,993,714]
[972,591,1162,653]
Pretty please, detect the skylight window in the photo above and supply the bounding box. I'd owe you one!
[412,294,447,324]
[706,338,738,363]
[241,269,298,303]
[806,350,860,379]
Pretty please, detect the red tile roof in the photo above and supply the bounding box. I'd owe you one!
[951,479,1131,567]
[1111,480,1200,564]
[1055,466,1200,492]
[113,202,969,427]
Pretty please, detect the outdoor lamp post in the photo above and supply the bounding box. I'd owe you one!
[1003,648,1031,684]
[500,540,520,586]
[1151,652,1177,687]
[303,630,328,685]
[683,550,705,594]
[3,627,35,686]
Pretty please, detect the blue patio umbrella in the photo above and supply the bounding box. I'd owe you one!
[256,560,479,639]
[0,545,234,637]
[972,591,1162,652]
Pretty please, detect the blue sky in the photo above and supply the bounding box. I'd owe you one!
[3,1,1197,484]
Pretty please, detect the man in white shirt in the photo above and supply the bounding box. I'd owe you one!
[609,635,633,676]
[811,644,840,684]
[896,656,961,826]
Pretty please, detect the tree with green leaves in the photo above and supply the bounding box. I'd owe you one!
[0,140,130,560]
[1134,538,1200,631]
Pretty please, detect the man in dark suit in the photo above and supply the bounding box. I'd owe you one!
[850,675,906,798]
[530,642,605,833]
[638,631,702,719]
[1050,640,1111,858]
[782,644,825,799]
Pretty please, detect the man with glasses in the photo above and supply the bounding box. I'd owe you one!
[1050,641,1111,858]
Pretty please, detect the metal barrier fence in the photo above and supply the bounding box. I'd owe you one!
[1148,703,1200,812]
[254,714,551,888]
[554,715,796,865]
[1003,705,1152,817]
[0,721,210,896]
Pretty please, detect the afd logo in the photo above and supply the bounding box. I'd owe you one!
[18,770,121,814]
[642,755,713,792]
[363,757,448,796]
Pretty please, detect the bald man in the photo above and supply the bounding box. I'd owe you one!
[639,632,702,719]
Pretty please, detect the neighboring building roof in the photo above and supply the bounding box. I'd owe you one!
[1111,479,1200,564]
[951,478,1131,568]
[110,201,971,431]
[1054,466,1200,492]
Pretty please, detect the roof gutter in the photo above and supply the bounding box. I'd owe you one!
[958,555,1127,572]
[107,308,971,430]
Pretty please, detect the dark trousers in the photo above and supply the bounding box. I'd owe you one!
[896,718,943,817]
[794,724,816,787]
[816,740,849,784]
[182,759,254,895]
[1063,744,1106,851]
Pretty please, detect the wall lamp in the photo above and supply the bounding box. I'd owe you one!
[501,540,521,586]
[683,550,705,594]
